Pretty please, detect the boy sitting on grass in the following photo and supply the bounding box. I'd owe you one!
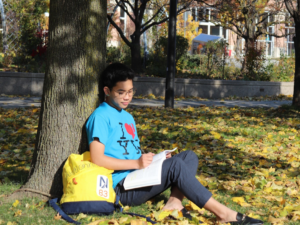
[86,63,264,225]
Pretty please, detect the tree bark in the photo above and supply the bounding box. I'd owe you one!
[131,35,142,74]
[293,22,300,106]
[8,0,107,200]
[242,37,257,79]
[241,38,250,73]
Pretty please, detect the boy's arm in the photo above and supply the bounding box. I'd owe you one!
[90,138,154,170]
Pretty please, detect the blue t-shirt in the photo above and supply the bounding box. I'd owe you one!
[86,102,142,188]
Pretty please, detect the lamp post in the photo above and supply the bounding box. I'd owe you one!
[165,0,177,108]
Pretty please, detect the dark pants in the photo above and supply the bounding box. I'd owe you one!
[114,150,212,208]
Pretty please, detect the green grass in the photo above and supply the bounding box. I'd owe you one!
[1,105,300,224]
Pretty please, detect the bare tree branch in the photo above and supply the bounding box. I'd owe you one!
[138,0,148,24]
[141,17,169,33]
[114,0,136,24]
[135,0,139,16]
[141,6,187,34]
[116,0,135,13]
[141,6,165,28]
[107,14,132,47]
[285,0,296,17]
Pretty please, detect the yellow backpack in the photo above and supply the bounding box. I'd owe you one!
[49,152,122,224]
[49,152,156,224]
[60,151,120,214]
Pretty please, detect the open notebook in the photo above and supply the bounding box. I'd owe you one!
[123,148,177,190]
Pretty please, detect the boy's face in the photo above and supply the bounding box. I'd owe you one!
[104,79,134,110]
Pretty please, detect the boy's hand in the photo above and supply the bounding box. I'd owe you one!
[166,152,172,159]
[138,153,155,169]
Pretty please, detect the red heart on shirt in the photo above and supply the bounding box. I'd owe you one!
[125,123,135,139]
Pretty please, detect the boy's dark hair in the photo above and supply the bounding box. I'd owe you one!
[99,63,135,101]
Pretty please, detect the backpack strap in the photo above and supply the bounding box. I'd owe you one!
[115,195,123,211]
[123,212,157,224]
[49,198,81,225]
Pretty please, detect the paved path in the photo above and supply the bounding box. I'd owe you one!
[0,97,292,109]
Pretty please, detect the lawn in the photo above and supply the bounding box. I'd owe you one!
[0,105,300,225]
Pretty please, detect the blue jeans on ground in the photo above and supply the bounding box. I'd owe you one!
[114,150,212,208]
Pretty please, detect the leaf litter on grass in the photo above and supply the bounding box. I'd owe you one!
[133,94,293,102]
[1,106,300,224]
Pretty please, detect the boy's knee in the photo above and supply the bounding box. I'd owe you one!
[185,150,197,159]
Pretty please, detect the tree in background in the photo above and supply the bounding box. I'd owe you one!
[196,0,287,80]
[284,0,299,106]
[177,13,202,49]
[107,0,193,73]
[7,0,107,200]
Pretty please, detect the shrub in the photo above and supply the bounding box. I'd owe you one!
[106,46,121,64]
[106,41,132,67]
[242,42,269,81]
[147,35,189,76]
[177,40,229,79]
[265,54,295,82]
[5,0,48,72]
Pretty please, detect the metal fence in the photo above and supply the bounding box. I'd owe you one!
[0,0,20,53]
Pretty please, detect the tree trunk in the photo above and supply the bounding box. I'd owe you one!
[242,38,256,79]
[131,35,142,74]
[8,0,107,200]
[241,38,248,73]
[293,22,300,106]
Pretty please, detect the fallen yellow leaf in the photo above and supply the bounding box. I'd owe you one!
[76,213,87,220]
[130,220,147,225]
[123,205,131,211]
[12,200,19,207]
[14,210,22,217]
[157,210,172,221]
[232,197,245,204]
[118,217,129,224]
[267,215,287,224]
[87,220,105,225]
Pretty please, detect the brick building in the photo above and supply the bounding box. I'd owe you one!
[107,0,295,58]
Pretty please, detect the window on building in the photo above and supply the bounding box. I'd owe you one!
[257,12,274,57]
[222,28,227,39]
[286,13,295,56]
[120,7,125,18]
[286,27,295,56]
[199,25,208,34]
[211,26,220,36]
[192,8,196,21]
[192,8,226,38]
[119,5,126,34]
[210,10,218,22]
[193,8,209,22]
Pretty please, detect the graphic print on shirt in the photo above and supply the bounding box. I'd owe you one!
[119,122,126,139]
[117,140,129,155]
[131,140,142,154]
[125,123,135,139]
[118,122,141,155]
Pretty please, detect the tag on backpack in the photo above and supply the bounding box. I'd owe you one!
[97,175,109,199]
